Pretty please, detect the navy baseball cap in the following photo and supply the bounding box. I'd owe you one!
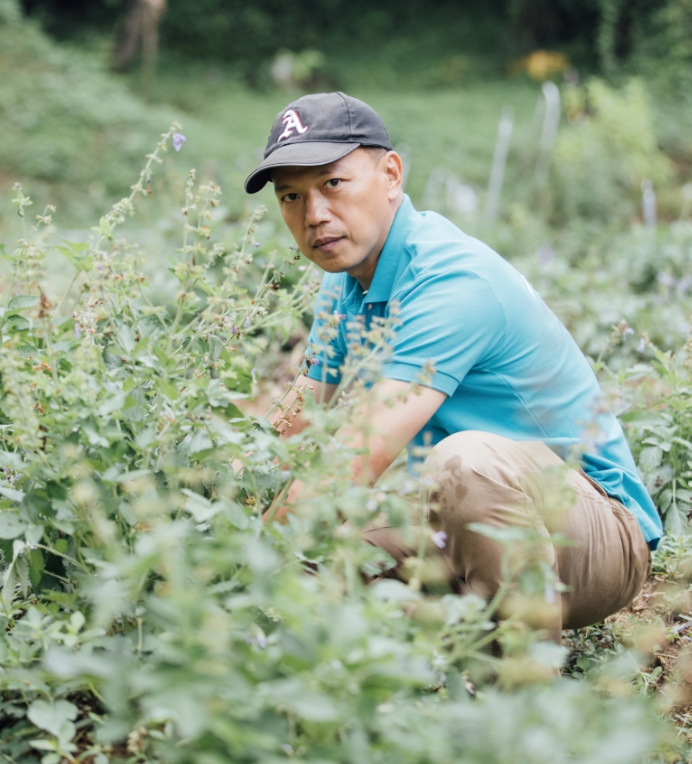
[244,92,393,194]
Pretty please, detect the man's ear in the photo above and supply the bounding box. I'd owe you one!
[383,151,404,200]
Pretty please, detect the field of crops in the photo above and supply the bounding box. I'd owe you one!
[3,3,692,763]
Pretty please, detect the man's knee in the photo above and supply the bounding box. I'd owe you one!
[423,430,515,493]
[424,430,500,477]
[420,430,558,534]
[421,431,507,522]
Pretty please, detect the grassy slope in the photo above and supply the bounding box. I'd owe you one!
[0,17,183,222]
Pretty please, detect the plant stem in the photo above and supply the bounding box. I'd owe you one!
[53,270,80,319]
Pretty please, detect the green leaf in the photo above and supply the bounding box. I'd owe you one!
[370,579,420,602]
[7,295,39,312]
[2,562,16,606]
[116,323,135,354]
[16,554,29,596]
[619,410,664,425]
[0,513,26,539]
[182,490,221,523]
[7,315,30,331]
[208,416,244,445]
[97,216,114,240]
[638,446,662,472]
[0,451,24,470]
[289,695,340,722]
[659,488,673,511]
[84,427,109,448]
[28,548,44,589]
[27,699,78,738]
[25,524,43,545]
[29,741,57,753]
[60,240,89,253]
[188,430,213,454]
[58,242,93,272]
[576,655,591,671]
[0,485,26,502]
[98,392,126,417]
[222,501,250,530]
[663,499,688,534]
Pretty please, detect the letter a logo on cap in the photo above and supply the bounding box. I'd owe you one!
[278,109,309,141]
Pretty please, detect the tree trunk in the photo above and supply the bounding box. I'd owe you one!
[112,0,167,101]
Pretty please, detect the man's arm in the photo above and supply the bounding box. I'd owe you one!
[335,378,446,486]
[278,378,446,516]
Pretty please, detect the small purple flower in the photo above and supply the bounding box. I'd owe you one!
[637,338,646,353]
[256,631,266,649]
[431,530,447,549]
[231,325,238,335]
[251,367,257,384]
[244,316,251,328]
[75,323,82,339]
[622,326,634,338]
[172,133,187,152]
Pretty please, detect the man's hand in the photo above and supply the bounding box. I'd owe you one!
[270,373,338,439]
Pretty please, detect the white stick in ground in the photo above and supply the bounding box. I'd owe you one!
[535,81,561,184]
[482,106,514,226]
[641,179,657,228]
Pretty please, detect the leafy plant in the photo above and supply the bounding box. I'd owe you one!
[550,79,672,224]
[0,125,679,764]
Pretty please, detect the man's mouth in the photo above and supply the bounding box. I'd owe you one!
[312,236,344,252]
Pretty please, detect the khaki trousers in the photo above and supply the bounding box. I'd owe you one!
[365,431,650,636]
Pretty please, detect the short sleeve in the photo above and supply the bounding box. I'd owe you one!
[380,269,506,396]
[305,284,346,385]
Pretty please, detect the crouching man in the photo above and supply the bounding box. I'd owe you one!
[244,92,662,637]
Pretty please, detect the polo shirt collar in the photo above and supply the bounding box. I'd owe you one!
[364,194,418,304]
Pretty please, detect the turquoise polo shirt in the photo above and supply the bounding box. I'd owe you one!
[305,195,662,549]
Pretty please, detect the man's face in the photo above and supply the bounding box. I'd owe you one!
[272,148,402,285]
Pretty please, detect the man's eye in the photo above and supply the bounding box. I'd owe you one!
[326,179,341,188]
[282,193,299,202]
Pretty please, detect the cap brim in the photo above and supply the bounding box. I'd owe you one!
[244,142,361,194]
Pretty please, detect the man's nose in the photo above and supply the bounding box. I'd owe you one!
[304,192,331,228]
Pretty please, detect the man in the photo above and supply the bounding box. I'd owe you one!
[244,91,662,636]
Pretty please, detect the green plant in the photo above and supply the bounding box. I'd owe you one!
[549,79,672,225]
[0,126,676,763]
